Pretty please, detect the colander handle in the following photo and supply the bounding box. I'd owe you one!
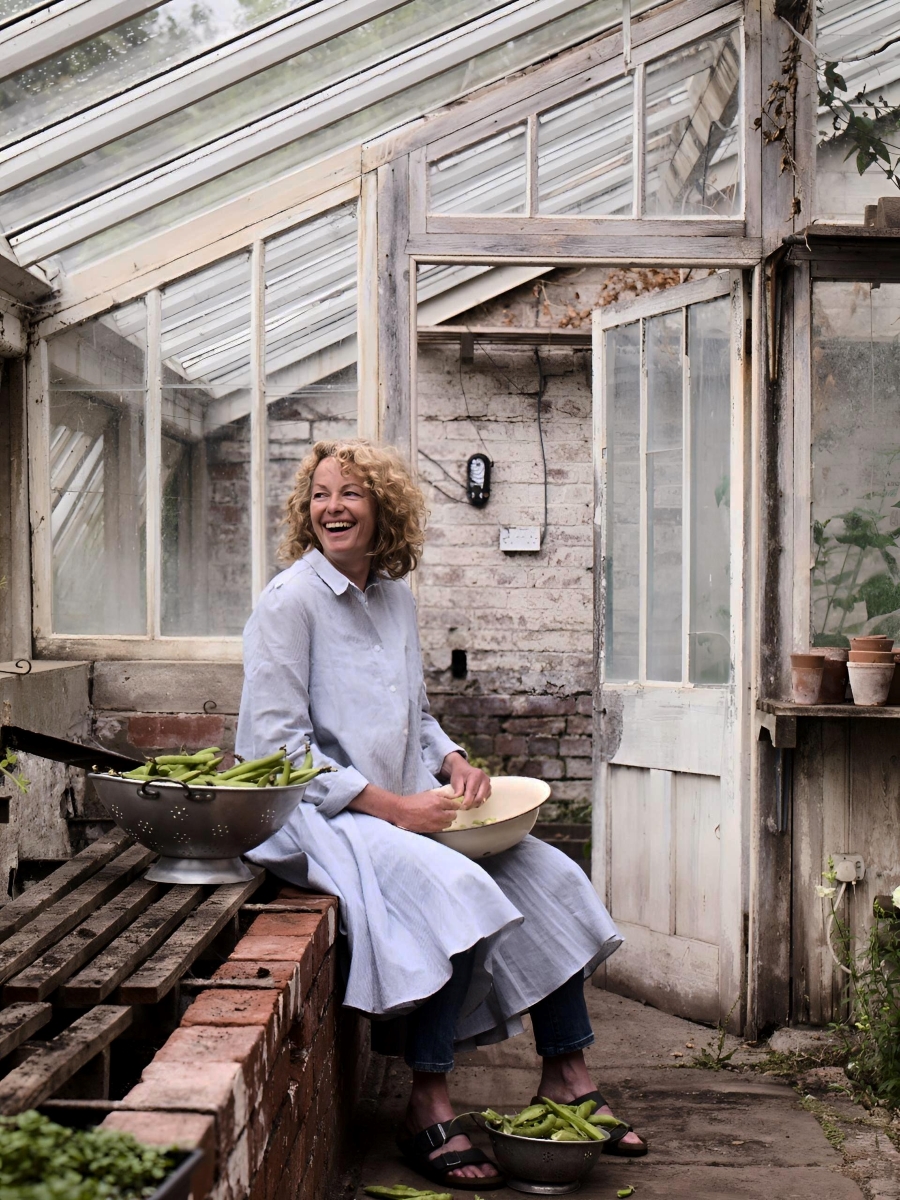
[136,778,216,803]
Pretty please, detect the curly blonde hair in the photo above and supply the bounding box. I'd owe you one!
[279,440,426,579]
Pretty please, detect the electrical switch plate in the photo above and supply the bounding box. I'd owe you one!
[832,853,865,883]
[500,526,541,552]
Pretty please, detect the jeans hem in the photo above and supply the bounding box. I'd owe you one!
[535,1032,595,1059]
[405,1060,455,1073]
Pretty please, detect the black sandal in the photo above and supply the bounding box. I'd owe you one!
[396,1118,505,1191]
[530,1090,648,1158]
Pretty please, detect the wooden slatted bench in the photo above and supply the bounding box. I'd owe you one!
[0,828,265,1114]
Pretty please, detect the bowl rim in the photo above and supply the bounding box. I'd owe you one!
[485,1125,609,1148]
[440,779,550,834]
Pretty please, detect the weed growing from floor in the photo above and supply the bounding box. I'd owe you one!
[819,862,900,1110]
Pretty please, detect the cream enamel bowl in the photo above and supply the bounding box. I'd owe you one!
[427,776,551,859]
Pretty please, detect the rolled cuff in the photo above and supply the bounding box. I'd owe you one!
[303,763,369,819]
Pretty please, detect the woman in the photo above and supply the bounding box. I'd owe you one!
[237,440,646,1189]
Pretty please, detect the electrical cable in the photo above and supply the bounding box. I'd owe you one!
[826,881,853,976]
[457,349,492,460]
[417,448,467,490]
[534,347,550,546]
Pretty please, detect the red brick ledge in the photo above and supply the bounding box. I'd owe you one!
[102,890,363,1200]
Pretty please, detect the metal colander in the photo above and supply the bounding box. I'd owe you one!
[483,1124,606,1194]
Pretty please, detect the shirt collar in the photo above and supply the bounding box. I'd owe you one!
[305,548,381,596]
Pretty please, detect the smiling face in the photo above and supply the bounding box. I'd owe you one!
[309,456,378,579]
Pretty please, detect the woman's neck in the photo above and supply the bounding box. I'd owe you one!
[323,550,371,592]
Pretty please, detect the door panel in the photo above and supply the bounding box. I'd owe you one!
[593,270,748,1028]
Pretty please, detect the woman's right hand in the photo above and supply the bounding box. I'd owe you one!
[349,783,460,832]
[393,788,461,833]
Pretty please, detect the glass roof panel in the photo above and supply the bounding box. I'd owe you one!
[0,0,47,24]
[0,0,316,149]
[815,0,900,222]
[36,0,622,273]
[537,73,634,215]
[161,250,252,394]
[1,0,492,236]
[429,126,528,215]
[644,24,742,217]
[264,201,358,392]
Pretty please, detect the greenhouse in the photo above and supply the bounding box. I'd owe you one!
[1,0,900,1195]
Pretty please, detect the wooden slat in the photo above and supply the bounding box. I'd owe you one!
[0,830,131,946]
[417,324,592,346]
[4,880,161,1003]
[0,1003,53,1060]
[119,877,264,1004]
[0,1006,132,1115]
[59,885,205,1007]
[0,845,155,987]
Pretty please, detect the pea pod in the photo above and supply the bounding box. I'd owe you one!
[511,1104,548,1127]
[540,1097,605,1142]
[576,1100,597,1120]
[551,1128,583,1141]
[512,1114,556,1139]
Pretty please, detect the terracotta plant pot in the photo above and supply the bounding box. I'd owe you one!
[849,636,895,651]
[791,652,825,704]
[848,650,895,663]
[790,652,825,668]
[848,661,895,707]
[818,650,849,704]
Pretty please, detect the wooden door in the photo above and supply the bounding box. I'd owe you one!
[592,272,750,1028]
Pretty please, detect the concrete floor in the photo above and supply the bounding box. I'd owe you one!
[350,987,867,1200]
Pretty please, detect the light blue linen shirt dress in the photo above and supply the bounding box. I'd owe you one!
[238,549,621,1049]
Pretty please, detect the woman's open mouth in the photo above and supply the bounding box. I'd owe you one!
[323,521,355,537]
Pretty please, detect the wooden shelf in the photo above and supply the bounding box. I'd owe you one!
[758,699,900,718]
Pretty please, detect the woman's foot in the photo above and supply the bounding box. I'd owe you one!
[537,1050,645,1151]
[405,1073,501,1184]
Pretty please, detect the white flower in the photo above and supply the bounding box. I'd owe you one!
[891,885,900,910]
[816,885,837,899]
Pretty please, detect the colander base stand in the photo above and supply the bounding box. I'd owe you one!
[145,857,264,885]
[505,1181,581,1194]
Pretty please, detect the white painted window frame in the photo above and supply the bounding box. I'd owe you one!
[28,186,371,662]
[418,3,745,237]
[596,269,742,688]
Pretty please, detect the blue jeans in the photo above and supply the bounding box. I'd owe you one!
[405,948,594,1072]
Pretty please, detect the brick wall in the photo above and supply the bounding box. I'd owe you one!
[102,891,368,1200]
[416,336,594,821]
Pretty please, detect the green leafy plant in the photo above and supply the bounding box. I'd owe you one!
[0,750,28,796]
[819,868,900,1108]
[819,62,900,190]
[690,996,741,1071]
[811,489,900,646]
[0,1110,177,1199]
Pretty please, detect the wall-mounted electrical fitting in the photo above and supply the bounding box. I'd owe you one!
[832,854,865,883]
[466,453,491,506]
[500,527,541,552]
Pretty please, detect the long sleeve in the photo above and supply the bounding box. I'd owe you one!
[236,587,368,819]
[419,685,466,776]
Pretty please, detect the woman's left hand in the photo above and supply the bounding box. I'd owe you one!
[441,752,491,809]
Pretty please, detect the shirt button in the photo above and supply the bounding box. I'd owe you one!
[389,685,396,693]
[374,645,382,653]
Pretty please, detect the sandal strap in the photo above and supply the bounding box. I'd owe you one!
[571,1089,609,1110]
[603,1121,635,1144]
[431,1147,494,1173]
[398,1118,462,1158]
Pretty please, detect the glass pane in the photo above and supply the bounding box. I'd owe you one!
[47,301,147,634]
[538,75,634,216]
[689,297,731,684]
[814,0,900,223]
[41,0,623,271]
[605,322,641,680]
[429,126,527,215]
[159,252,252,635]
[644,25,742,217]
[646,310,683,680]
[265,203,358,576]
[0,0,307,149]
[811,282,900,646]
